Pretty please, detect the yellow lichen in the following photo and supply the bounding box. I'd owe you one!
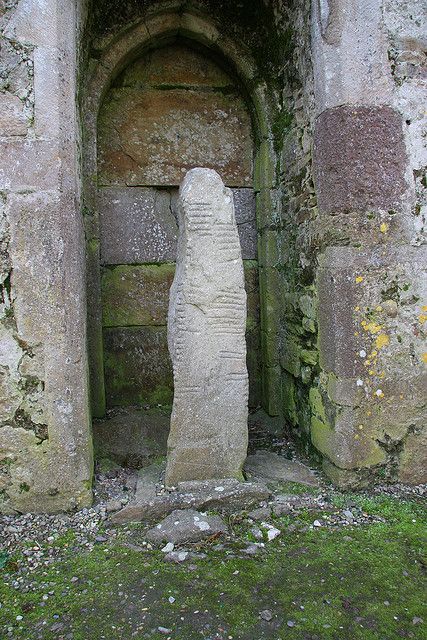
[418,314,427,324]
[380,222,389,234]
[355,276,364,283]
[365,322,382,334]
[422,305,427,312]
[422,353,427,364]
[375,333,390,349]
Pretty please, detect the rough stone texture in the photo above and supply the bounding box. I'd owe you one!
[145,509,227,545]
[312,245,427,477]
[98,187,257,265]
[384,0,427,247]
[93,408,169,467]
[111,477,270,524]
[165,168,248,485]
[101,264,176,327]
[98,188,178,265]
[0,92,28,136]
[311,0,394,112]
[244,450,319,486]
[97,44,252,187]
[103,327,173,407]
[313,106,408,214]
[0,0,93,514]
[101,261,261,408]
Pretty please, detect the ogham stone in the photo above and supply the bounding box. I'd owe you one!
[165,168,249,486]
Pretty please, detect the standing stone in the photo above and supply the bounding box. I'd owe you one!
[165,168,248,486]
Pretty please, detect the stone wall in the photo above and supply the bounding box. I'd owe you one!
[308,0,426,486]
[0,0,92,513]
[96,44,262,409]
[82,0,285,420]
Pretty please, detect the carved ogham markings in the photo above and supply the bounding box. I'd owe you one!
[166,169,248,486]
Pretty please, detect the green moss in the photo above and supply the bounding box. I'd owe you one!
[1,495,425,639]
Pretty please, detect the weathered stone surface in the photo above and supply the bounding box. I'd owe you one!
[314,106,408,214]
[110,477,270,524]
[398,431,427,485]
[98,188,178,264]
[233,189,257,259]
[244,451,319,486]
[101,264,175,327]
[93,408,169,466]
[165,169,248,485]
[0,92,27,136]
[145,509,227,546]
[120,44,231,88]
[98,187,257,265]
[103,327,173,407]
[97,44,252,187]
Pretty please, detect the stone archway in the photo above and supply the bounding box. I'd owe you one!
[82,10,279,465]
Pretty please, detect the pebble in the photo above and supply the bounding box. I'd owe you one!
[158,626,172,634]
[161,542,175,553]
[260,609,273,621]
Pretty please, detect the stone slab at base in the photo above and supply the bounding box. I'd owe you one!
[244,451,319,487]
[110,477,270,524]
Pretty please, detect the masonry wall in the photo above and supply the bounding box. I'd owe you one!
[0,0,92,513]
[308,0,426,486]
[0,0,425,514]
[96,43,262,410]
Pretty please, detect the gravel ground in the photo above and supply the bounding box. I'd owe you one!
[1,461,426,568]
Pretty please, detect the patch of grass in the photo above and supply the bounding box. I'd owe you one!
[1,495,426,639]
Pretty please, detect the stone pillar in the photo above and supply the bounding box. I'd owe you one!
[165,169,248,486]
[310,0,427,486]
[0,0,92,512]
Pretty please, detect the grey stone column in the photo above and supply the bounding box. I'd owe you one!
[310,0,426,486]
[0,0,92,512]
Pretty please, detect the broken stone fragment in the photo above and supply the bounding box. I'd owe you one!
[244,450,318,486]
[110,477,269,524]
[145,509,227,545]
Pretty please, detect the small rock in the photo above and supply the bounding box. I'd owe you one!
[164,551,189,563]
[412,617,423,625]
[247,507,271,521]
[287,620,296,627]
[105,500,122,513]
[260,609,273,621]
[158,627,172,635]
[168,596,175,604]
[313,520,322,527]
[161,542,174,553]
[146,509,227,545]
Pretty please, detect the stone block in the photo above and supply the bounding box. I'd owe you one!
[111,478,269,524]
[93,407,169,467]
[311,414,387,470]
[0,93,27,136]
[314,106,407,213]
[166,169,248,485]
[233,189,257,259]
[98,87,252,187]
[98,188,178,264]
[398,431,427,485]
[0,140,60,190]
[103,326,173,407]
[119,43,231,88]
[98,187,256,263]
[101,264,175,327]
